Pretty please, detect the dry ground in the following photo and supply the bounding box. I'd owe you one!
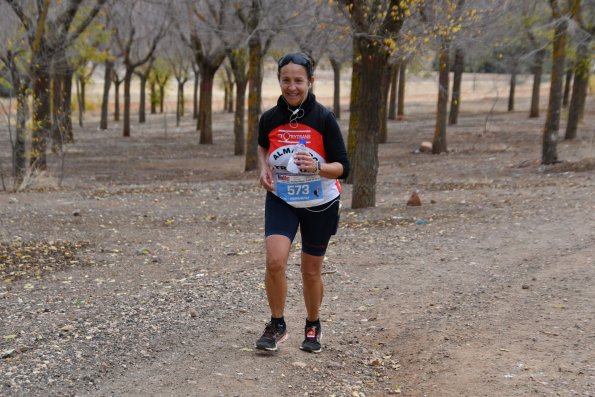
[0,74,594,397]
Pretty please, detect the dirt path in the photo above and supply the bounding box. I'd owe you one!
[1,98,594,396]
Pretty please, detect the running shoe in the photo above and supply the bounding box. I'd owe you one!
[300,323,322,353]
[255,321,288,351]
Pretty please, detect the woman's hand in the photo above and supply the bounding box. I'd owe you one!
[294,151,317,173]
[258,145,275,191]
[259,166,275,191]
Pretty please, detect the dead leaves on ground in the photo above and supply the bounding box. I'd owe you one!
[0,240,90,283]
[342,216,426,229]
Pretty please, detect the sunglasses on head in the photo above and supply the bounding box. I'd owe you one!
[277,53,314,78]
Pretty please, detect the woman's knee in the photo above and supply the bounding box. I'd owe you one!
[301,264,322,281]
[265,235,291,274]
[266,254,287,275]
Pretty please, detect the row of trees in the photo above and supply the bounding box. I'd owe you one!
[0,0,593,208]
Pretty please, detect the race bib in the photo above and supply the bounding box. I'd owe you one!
[275,173,324,205]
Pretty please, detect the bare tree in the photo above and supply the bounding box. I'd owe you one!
[100,59,113,129]
[388,62,399,120]
[226,47,249,155]
[294,1,354,121]
[434,37,451,153]
[134,57,155,124]
[74,62,96,127]
[151,62,171,114]
[0,3,29,186]
[221,62,234,113]
[50,47,75,150]
[191,60,200,120]
[495,1,550,119]
[111,63,125,122]
[564,0,593,140]
[180,0,227,144]
[337,0,411,208]
[420,0,493,154]
[396,60,407,119]
[4,0,107,170]
[417,0,470,154]
[562,66,573,107]
[384,22,424,128]
[236,0,291,171]
[0,51,29,187]
[527,31,548,118]
[162,36,192,127]
[542,0,580,164]
[223,0,321,158]
[68,15,111,129]
[378,62,392,144]
[324,11,353,120]
[111,0,168,137]
[449,46,464,125]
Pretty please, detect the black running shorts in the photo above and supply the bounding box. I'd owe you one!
[265,192,340,257]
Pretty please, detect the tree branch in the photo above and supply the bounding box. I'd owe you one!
[62,0,108,50]
[5,0,32,35]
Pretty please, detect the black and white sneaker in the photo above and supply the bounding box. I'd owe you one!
[255,321,288,351]
[300,323,322,353]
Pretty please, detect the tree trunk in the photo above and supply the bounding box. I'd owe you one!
[329,58,342,119]
[80,77,86,112]
[562,67,573,107]
[565,38,590,140]
[51,64,64,153]
[198,67,217,144]
[49,61,74,144]
[388,62,399,120]
[123,68,133,137]
[150,81,157,114]
[228,49,248,156]
[449,47,464,125]
[433,42,450,154]
[139,75,147,123]
[227,84,233,114]
[30,55,51,170]
[176,81,182,127]
[530,48,546,118]
[63,67,74,143]
[159,84,165,113]
[181,81,186,117]
[100,61,112,129]
[244,37,264,171]
[114,81,121,122]
[234,78,247,156]
[542,18,568,164]
[508,60,517,112]
[193,68,199,119]
[397,61,406,119]
[14,82,28,185]
[351,37,387,209]
[76,76,84,128]
[345,41,362,185]
[223,68,233,113]
[379,64,391,144]
[51,54,73,150]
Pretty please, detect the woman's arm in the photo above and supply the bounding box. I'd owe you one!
[291,150,344,179]
[258,145,274,191]
[318,161,344,179]
[322,113,350,179]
